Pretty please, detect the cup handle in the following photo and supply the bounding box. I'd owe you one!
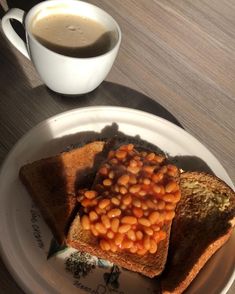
[1,8,30,59]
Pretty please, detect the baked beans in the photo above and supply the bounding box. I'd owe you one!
[79,144,181,255]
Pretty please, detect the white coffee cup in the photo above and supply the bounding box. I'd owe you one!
[1,0,121,95]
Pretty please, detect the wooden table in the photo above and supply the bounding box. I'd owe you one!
[0,0,234,293]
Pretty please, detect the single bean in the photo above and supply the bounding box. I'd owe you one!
[138,218,151,227]
[81,198,92,207]
[146,199,156,209]
[126,144,134,151]
[141,151,147,157]
[121,216,137,225]
[99,199,111,209]
[84,190,97,199]
[129,175,137,184]
[143,165,155,174]
[152,173,161,183]
[155,155,165,163]
[111,197,120,206]
[163,194,175,202]
[90,225,99,236]
[123,194,132,205]
[143,236,151,250]
[153,184,161,194]
[141,202,148,210]
[110,242,118,252]
[133,199,141,208]
[159,211,166,222]
[158,230,167,241]
[144,227,154,236]
[149,211,160,224]
[120,186,128,195]
[157,200,165,210]
[137,249,147,255]
[108,150,115,158]
[99,166,108,175]
[143,178,151,185]
[122,240,133,249]
[165,181,178,193]
[108,171,115,179]
[129,159,138,167]
[133,207,143,218]
[165,203,176,210]
[103,179,112,186]
[127,166,140,174]
[101,215,111,229]
[81,215,90,230]
[114,233,124,246]
[136,241,144,249]
[149,240,158,254]
[111,218,120,232]
[100,239,110,251]
[115,150,127,159]
[121,204,127,210]
[152,225,160,232]
[114,185,120,193]
[130,245,138,253]
[139,190,147,196]
[118,174,130,186]
[165,210,175,221]
[153,231,160,242]
[167,164,178,174]
[129,184,141,194]
[107,230,115,239]
[108,208,121,218]
[173,191,181,203]
[127,230,136,241]
[144,211,149,217]
[110,158,118,165]
[95,222,107,234]
[146,153,155,161]
[118,224,131,233]
[160,166,168,174]
[95,207,106,215]
[89,211,98,222]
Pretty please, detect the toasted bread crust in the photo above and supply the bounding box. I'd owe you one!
[161,172,235,294]
[19,141,105,244]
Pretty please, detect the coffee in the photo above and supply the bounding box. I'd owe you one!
[31,14,114,57]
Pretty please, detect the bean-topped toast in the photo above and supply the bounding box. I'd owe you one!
[67,143,181,277]
[19,141,235,293]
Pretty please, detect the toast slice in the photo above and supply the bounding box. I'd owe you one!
[160,172,235,294]
[67,145,181,278]
[19,141,105,244]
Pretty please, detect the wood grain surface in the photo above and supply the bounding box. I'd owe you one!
[0,0,234,293]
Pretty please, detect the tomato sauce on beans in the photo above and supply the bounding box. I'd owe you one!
[78,144,181,256]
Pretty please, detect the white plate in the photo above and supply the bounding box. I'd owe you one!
[0,106,234,294]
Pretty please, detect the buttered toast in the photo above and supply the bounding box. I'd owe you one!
[161,172,235,294]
